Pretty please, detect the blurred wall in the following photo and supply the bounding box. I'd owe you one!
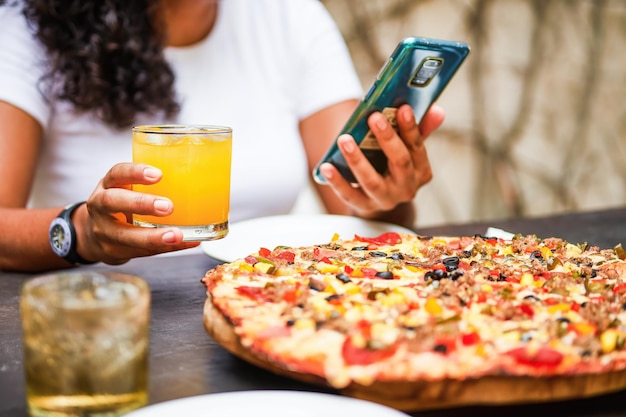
[305,0,626,227]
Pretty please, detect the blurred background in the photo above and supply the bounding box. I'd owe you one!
[293,0,626,228]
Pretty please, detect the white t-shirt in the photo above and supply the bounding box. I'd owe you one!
[0,0,363,223]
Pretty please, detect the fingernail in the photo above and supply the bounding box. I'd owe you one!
[144,167,161,180]
[403,109,414,123]
[338,136,355,153]
[154,199,172,213]
[375,114,387,130]
[320,164,334,180]
[162,231,176,243]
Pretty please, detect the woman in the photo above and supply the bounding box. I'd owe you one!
[0,0,444,272]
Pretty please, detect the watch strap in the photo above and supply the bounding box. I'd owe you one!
[51,201,96,265]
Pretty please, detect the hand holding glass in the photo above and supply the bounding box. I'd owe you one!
[132,125,233,241]
[20,272,150,417]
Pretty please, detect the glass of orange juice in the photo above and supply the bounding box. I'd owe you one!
[131,125,232,241]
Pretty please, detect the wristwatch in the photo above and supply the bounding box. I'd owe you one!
[49,201,95,265]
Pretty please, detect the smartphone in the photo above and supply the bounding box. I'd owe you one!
[313,37,470,185]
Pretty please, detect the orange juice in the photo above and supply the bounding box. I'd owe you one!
[132,125,232,241]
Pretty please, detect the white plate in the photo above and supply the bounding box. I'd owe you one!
[201,214,414,262]
[125,391,408,417]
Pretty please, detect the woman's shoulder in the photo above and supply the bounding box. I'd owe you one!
[0,2,37,43]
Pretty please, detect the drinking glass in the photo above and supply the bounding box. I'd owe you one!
[132,124,232,241]
[20,271,150,417]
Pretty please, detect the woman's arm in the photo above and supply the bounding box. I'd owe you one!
[299,99,445,229]
[0,101,197,272]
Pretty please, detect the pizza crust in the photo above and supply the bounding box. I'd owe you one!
[204,297,626,411]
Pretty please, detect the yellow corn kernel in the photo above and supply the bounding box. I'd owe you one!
[323,284,336,294]
[547,303,571,315]
[540,246,553,259]
[475,343,487,357]
[343,283,361,295]
[520,272,535,286]
[316,262,340,274]
[501,246,514,256]
[351,269,365,278]
[238,263,254,272]
[380,292,406,308]
[601,329,619,353]
[425,297,443,316]
[294,318,316,331]
[480,284,493,293]
[331,232,340,242]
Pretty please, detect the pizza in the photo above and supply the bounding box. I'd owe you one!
[201,231,626,410]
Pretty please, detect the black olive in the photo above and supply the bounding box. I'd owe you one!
[556,317,571,323]
[433,344,448,354]
[375,271,394,280]
[325,294,341,302]
[530,250,543,260]
[523,294,541,302]
[461,250,472,258]
[388,253,404,260]
[498,273,507,282]
[442,256,460,272]
[286,319,296,326]
[369,251,387,257]
[351,246,369,251]
[590,269,598,278]
[449,270,464,281]
[425,269,448,281]
[335,273,351,283]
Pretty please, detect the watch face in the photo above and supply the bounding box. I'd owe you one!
[49,218,71,257]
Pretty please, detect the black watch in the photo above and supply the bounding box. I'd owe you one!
[49,201,96,265]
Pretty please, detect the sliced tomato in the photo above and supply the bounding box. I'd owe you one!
[236,286,270,302]
[518,304,535,318]
[258,247,271,258]
[461,331,481,346]
[282,288,297,303]
[506,346,563,368]
[355,232,402,246]
[359,267,378,278]
[244,255,258,265]
[341,337,398,366]
[274,251,295,263]
[613,283,626,294]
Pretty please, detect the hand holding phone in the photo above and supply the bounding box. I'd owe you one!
[313,37,470,185]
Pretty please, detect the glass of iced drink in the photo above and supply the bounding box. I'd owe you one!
[20,272,150,417]
[132,124,232,241]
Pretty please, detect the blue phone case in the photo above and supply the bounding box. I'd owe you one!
[313,37,470,184]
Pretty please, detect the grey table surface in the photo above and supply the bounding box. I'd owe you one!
[2,207,626,417]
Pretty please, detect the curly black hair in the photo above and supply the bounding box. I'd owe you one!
[3,0,179,129]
